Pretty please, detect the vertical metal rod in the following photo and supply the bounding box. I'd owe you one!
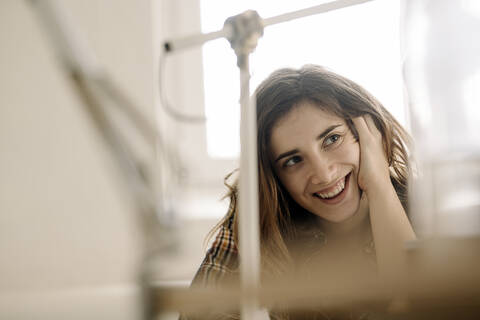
[238,54,262,320]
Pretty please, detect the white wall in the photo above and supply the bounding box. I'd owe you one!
[0,1,230,318]
[157,0,239,220]
[0,1,156,318]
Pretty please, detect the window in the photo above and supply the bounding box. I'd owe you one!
[200,0,404,158]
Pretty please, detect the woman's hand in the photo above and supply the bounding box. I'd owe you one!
[352,116,416,283]
[352,115,391,194]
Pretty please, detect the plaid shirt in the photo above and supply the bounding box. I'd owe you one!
[179,218,240,320]
[185,217,375,320]
[191,217,239,288]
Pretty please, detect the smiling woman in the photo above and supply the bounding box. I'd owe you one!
[270,103,362,224]
[181,65,416,320]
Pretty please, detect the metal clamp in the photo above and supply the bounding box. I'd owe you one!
[223,10,264,66]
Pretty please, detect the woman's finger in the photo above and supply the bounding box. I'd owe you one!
[364,114,381,138]
[352,116,369,140]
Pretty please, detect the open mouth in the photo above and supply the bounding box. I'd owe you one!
[313,172,351,203]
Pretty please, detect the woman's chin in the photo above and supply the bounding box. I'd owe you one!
[317,188,364,225]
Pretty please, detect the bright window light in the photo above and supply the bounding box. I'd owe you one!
[201,0,404,159]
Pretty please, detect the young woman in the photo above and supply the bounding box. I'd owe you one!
[185,65,415,319]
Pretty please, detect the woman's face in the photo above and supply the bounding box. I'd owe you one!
[270,101,362,223]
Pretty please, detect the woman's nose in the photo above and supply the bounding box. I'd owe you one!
[310,157,336,185]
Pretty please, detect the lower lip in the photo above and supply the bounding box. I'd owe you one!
[315,172,350,205]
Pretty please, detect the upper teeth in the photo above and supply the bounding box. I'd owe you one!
[315,177,346,199]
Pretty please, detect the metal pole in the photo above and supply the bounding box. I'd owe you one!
[238,53,262,320]
[262,0,375,27]
[163,0,376,53]
[222,10,265,319]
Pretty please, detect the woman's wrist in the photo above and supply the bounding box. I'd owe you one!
[363,174,396,198]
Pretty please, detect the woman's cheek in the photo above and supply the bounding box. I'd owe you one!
[281,172,304,198]
[337,139,360,166]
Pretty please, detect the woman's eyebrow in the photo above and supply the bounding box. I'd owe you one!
[274,124,343,164]
[274,149,299,163]
[316,124,343,141]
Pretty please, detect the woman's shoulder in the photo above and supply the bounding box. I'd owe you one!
[191,217,239,287]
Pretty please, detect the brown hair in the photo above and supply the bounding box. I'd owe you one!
[209,65,411,275]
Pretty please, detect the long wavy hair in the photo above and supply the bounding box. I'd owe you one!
[209,65,411,276]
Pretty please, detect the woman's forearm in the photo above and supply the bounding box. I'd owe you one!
[367,182,416,279]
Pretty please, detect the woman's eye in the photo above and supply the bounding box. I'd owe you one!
[283,155,302,168]
[324,134,341,147]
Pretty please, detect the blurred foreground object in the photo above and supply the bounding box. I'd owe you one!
[28,1,179,319]
[154,237,480,319]
[402,0,480,237]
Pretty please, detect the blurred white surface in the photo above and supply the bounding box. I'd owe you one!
[0,0,218,318]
